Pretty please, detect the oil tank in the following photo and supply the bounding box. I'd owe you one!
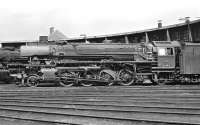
[20,46,50,57]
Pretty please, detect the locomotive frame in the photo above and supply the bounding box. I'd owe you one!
[2,41,200,87]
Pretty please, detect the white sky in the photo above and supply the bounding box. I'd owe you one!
[0,0,199,41]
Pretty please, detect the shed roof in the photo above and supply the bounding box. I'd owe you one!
[153,41,181,47]
[67,19,200,41]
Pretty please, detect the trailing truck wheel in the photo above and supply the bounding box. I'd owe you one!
[118,69,135,86]
[99,70,115,86]
[59,72,75,87]
[26,75,39,87]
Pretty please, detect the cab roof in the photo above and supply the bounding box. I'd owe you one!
[152,41,181,47]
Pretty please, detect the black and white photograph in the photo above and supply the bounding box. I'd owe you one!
[0,0,200,124]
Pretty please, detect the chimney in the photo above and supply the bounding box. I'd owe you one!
[158,20,162,28]
[185,17,190,24]
[50,27,54,35]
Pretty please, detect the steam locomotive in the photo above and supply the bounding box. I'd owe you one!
[3,41,200,87]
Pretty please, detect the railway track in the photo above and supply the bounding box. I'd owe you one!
[0,85,200,124]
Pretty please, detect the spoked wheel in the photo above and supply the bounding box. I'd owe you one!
[80,71,97,87]
[99,70,115,86]
[26,75,39,87]
[118,69,135,86]
[59,72,76,87]
[80,81,93,87]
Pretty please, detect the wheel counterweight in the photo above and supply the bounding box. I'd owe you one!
[99,70,115,86]
[118,69,135,86]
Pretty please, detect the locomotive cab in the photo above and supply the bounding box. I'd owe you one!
[152,41,181,83]
[153,41,181,68]
[157,47,175,67]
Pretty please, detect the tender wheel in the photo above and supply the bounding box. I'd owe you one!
[26,75,39,87]
[59,72,76,87]
[118,69,135,86]
[99,70,115,86]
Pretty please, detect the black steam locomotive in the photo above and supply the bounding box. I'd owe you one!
[2,41,200,87]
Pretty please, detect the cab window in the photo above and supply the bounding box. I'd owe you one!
[158,47,174,56]
[158,48,166,56]
[166,48,173,55]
